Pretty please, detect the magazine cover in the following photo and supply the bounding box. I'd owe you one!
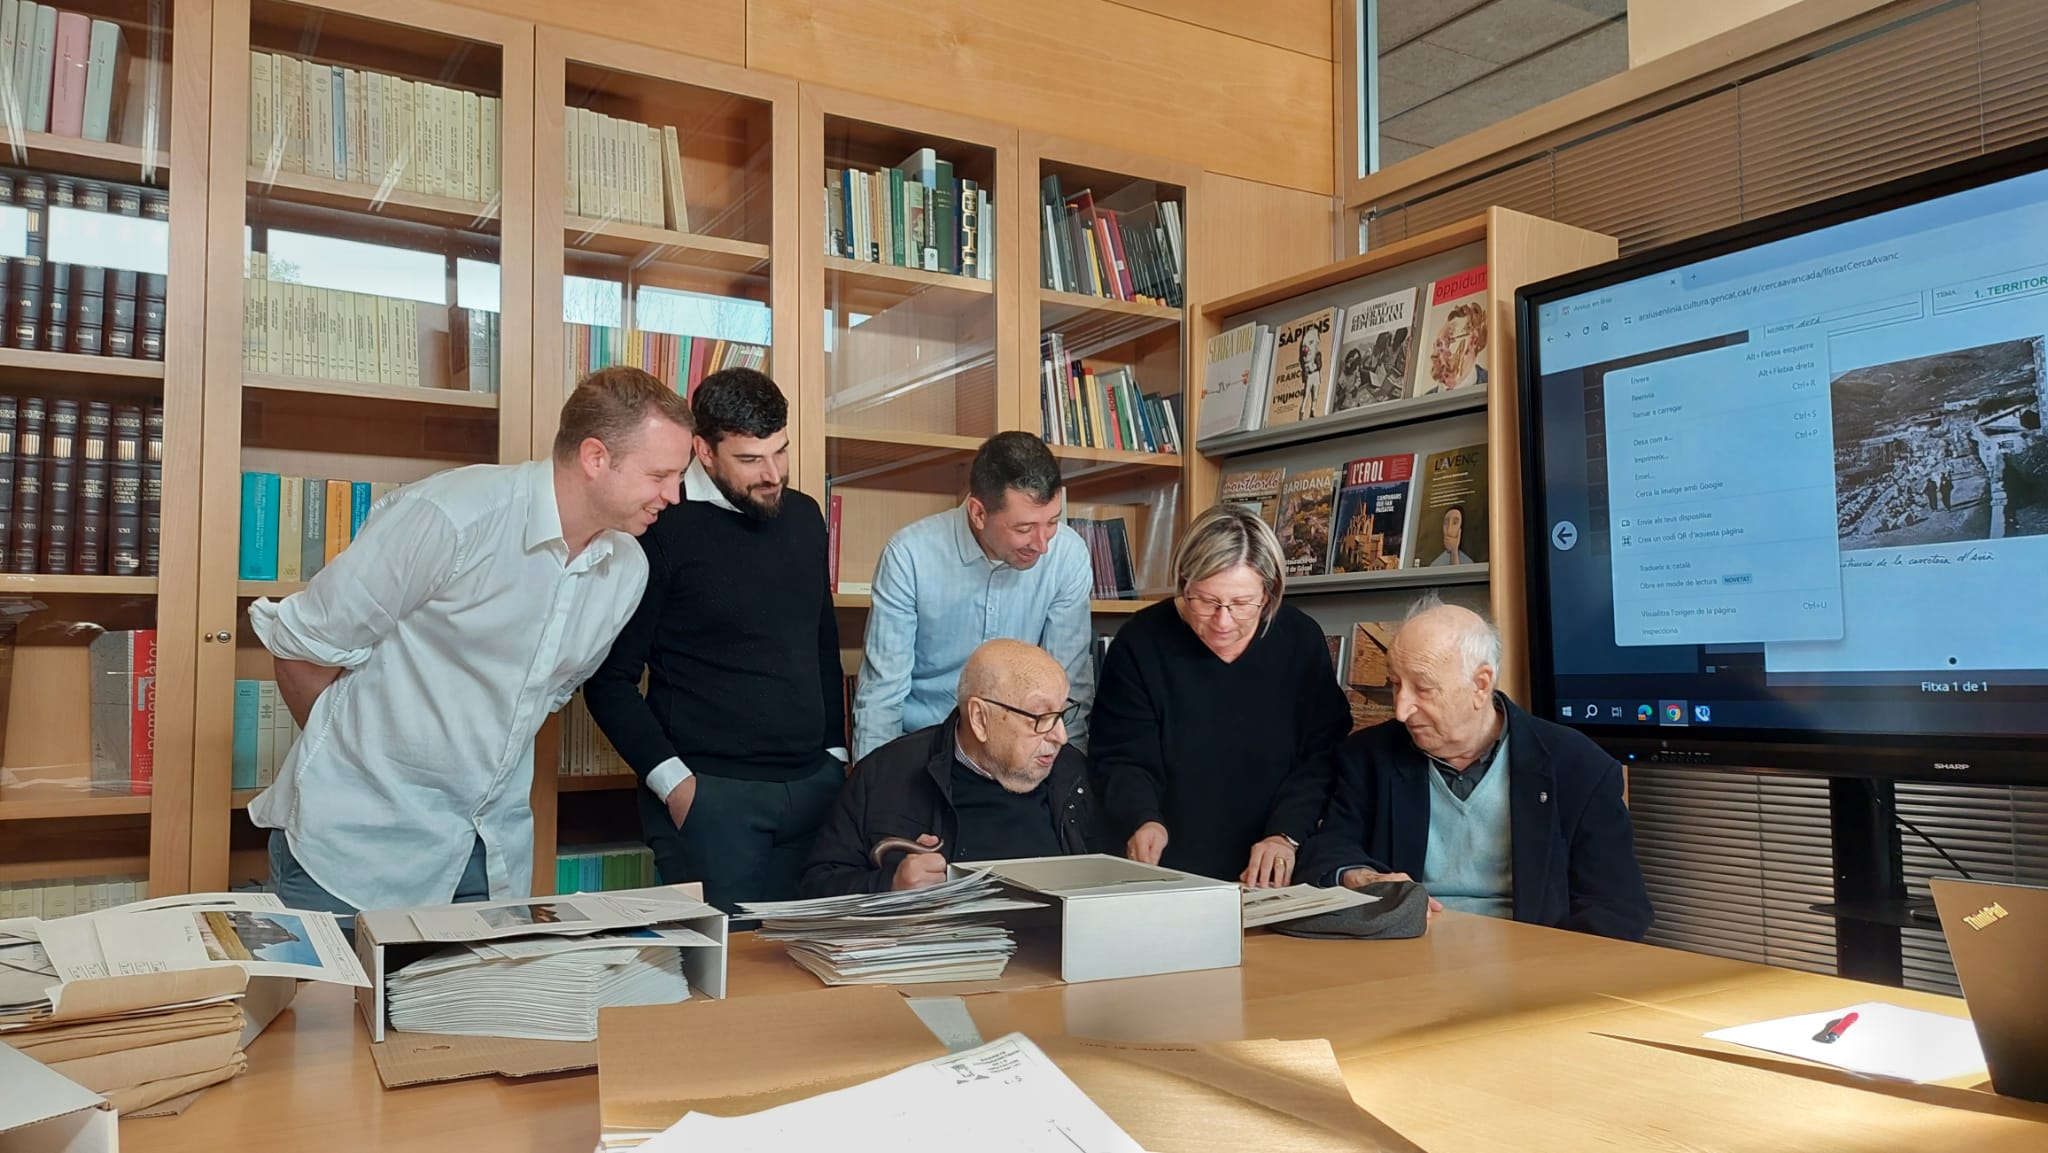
[1274,466,1338,577]
[1265,306,1340,426]
[1328,286,1419,414]
[1197,321,1262,441]
[1414,443,1489,566]
[1329,453,1417,573]
[1414,265,1489,396]
[1217,466,1285,527]
[1344,621,1399,731]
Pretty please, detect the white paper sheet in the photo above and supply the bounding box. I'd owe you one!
[638,1033,1144,1153]
[1241,884,1380,928]
[1704,1000,1987,1082]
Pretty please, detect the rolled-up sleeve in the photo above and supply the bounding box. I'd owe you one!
[247,494,460,669]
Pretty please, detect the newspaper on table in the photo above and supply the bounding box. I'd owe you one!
[403,893,677,942]
[1241,883,1380,929]
[638,1032,1145,1153]
[740,871,1044,987]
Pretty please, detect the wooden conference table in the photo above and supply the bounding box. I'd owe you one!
[124,913,2048,1153]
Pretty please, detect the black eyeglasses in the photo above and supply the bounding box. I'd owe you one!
[977,697,1080,734]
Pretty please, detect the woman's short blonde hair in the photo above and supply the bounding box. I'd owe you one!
[1174,504,1286,628]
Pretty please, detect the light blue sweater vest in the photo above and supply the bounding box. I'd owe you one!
[1420,737,1513,919]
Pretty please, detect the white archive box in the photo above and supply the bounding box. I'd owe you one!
[960,854,1242,983]
[0,1042,117,1153]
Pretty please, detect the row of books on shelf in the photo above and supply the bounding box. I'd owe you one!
[236,472,399,582]
[242,252,424,387]
[563,107,689,231]
[1037,334,1183,454]
[1037,175,1183,307]
[248,50,503,206]
[555,843,656,896]
[1,173,168,360]
[825,147,992,280]
[1069,514,1137,601]
[87,627,153,795]
[0,395,159,576]
[1329,620,1400,733]
[0,3,129,144]
[230,678,302,791]
[1199,265,1490,440]
[1221,442,1489,579]
[559,691,628,777]
[0,874,147,919]
[563,322,766,399]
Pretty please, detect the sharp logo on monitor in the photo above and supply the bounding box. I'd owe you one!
[1934,762,1972,772]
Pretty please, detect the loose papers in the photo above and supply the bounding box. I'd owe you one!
[639,1033,1145,1153]
[740,871,1043,986]
[1704,1000,1987,1083]
[385,927,716,1042]
[1241,884,1379,929]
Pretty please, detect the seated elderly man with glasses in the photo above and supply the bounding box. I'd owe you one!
[801,638,1094,896]
[1089,505,1351,887]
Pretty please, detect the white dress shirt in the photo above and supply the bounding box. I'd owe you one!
[247,460,648,910]
[641,458,846,804]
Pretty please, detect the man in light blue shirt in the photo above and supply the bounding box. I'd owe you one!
[853,433,1095,760]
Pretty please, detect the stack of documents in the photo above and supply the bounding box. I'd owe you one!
[1,892,364,1113]
[740,872,1041,986]
[386,928,710,1042]
[637,1032,1145,1153]
[1241,883,1379,929]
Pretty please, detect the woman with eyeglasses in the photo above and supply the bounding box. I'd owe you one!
[1088,504,1350,886]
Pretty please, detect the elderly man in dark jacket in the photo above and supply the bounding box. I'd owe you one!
[1298,600,1654,941]
[803,639,1094,897]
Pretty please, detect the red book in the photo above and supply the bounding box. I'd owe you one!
[129,628,158,793]
[50,13,92,138]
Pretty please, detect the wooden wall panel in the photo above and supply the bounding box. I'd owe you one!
[446,0,747,65]
[747,0,1333,194]
[1106,0,1334,60]
[1628,0,1803,66]
[1192,174,1337,302]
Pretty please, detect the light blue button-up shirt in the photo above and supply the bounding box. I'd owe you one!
[247,461,647,911]
[852,503,1094,760]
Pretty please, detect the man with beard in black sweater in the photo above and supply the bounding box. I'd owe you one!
[584,368,845,911]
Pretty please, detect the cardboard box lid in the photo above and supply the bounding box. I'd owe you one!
[368,1030,598,1089]
[0,1042,117,1153]
[597,985,947,1131]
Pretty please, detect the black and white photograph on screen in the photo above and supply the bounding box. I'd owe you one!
[1830,336,2048,551]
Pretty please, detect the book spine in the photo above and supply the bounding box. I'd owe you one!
[142,402,160,574]
[10,396,43,571]
[350,480,370,537]
[231,680,259,790]
[108,403,140,575]
[323,478,349,563]
[41,396,76,573]
[129,629,155,793]
[0,173,12,344]
[47,9,84,136]
[300,476,325,580]
[70,259,104,355]
[39,177,72,352]
[106,183,138,357]
[238,471,278,580]
[0,395,14,570]
[89,629,132,792]
[76,400,108,574]
[26,3,53,133]
[12,175,46,349]
[139,193,166,360]
[255,680,276,789]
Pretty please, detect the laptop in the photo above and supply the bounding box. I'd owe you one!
[1929,877,2048,1102]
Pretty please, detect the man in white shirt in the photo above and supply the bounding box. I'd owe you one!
[248,367,694,922]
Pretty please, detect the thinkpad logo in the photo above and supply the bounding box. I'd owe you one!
[1964,902,2009,931]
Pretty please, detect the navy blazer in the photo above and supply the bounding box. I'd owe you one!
[1296,698,1654,941]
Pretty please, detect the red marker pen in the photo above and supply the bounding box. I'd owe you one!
[1812,1011,1860,1044]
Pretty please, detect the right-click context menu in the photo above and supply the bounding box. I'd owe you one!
[1604,338,1845,647]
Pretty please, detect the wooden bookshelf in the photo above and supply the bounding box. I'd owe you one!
[237,580,305,598]
[833,591,1160,616]
[242,374,502,411]
[1189,209,1617,702]
[0,346,169,383]
[231,789,262,810]
[0,795,153,821]
[562,216,771,272]
[0,574,157,595]
[247,167,500,229]
[557,774,639,793]
[0,130,170,182]
[0,855,151,885]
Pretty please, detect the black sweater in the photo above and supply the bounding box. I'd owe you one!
[583,491,843,783]
[1088,600,1351,881]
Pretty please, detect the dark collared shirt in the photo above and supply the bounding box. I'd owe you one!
[1426,693,1509,801]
